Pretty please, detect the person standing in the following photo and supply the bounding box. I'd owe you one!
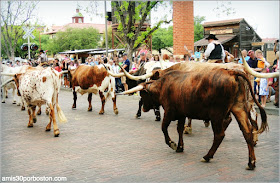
[259,68,269,107]
[204,34,225,63]
[238,49,250,64]
[121,53,130,91]
[38,50,48,65]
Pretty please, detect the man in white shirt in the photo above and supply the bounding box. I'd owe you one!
[204,34,225,63]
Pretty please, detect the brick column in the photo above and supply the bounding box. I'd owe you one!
[173,1,194,56]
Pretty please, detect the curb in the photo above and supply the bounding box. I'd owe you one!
[255,106,279,116]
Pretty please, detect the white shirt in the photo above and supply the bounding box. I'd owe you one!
[204,41,226,61]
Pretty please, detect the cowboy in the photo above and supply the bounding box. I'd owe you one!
[38,50,48,66]
[204,34,225,63]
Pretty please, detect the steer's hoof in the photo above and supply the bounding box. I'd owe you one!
[2,101,5,103]
[21,106,25,111]
[114,108,119,115]
[54,129,60,137]
[176,146,184,153]
[169,141,177,151]
[33,118,37,123]
[27,124,33,128]
[37,111,41,115]
[6,96,8,98]
[204,121,210,127]
[46,128,51,131]
[200,156,212,162]
[72,104,76,109]
[155,116,161,121]
[246,164,256,170]
[13,101,16,104]
[99,111,104,115]
[88,107,92,112]
[184,126,192,134]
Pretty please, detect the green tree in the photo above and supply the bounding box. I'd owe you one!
[112,1,172,61]
[152,26,173,54]
[194,15,205,42]
[46,27,101,55]
[1,0,38,60]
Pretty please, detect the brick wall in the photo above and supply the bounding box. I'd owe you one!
[173,1,194,56]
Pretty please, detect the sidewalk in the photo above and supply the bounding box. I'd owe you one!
[255,96,279,116]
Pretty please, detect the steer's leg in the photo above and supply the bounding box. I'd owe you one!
[223,112,232,131]
[201,117,225,162]
[72,90,77,109]
[112,95,118,115]
[36,106,42,115]
[99,91,105,114]
[2,87,6,103]
[176,118,186,152]
[31,105,37,123]
[136,98,143,118]
[184,118,192,134]
[12,88,16,104]
[27,106,34,127]
[154,107,161,121]
[231,106,256,170]
[88,93,92,111]
[248,107,259,146]
[49,103,59,137]
[162,112,176,150]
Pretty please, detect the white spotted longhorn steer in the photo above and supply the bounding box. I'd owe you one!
[13,66,67,137]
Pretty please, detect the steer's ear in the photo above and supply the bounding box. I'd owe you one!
[151,70,160,80]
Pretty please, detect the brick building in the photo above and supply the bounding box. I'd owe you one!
[173,1,194,56]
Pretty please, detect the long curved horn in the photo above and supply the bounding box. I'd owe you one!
[1,72,15,76]
[117,85,144,95]
[241,51,279,78]
[122,68,153,81]
[107,70,125,77]
[1,78,14,88]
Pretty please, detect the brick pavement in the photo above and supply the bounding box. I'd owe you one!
[0,90,279,182]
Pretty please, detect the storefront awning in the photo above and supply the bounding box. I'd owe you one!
[194,35,236,47]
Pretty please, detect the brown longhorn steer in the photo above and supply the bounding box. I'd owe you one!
[68,64,118,115]
[121,68,268,170]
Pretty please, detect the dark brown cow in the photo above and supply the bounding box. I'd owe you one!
[121,67,268,170]
[122,61,260,144]
[68,64,118,115]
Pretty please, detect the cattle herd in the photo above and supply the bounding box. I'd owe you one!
[1,54,279,170]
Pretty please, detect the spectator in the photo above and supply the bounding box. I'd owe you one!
[238,49,250,64]
[255,49,270,68]
[22,60,28,65]
[183,45,192,61]
[175,56,180,62]
[121,53,130,91]
[54,62,62,72]
[267,67,276,103]
[204,34,225,63]
[225,50,234,63]
[169,55,174,62]
[162,54,170,62]
[154,55,160,61]
[38,50,48,65]
[272,51,279,107]
[14,60,21,67]
[147,52,153,61]
[259,68,269,107]
[139,45,148,56]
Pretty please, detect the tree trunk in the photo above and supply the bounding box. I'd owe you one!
[127,44,134,63]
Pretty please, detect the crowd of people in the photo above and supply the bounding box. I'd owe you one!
[2,37,279,107]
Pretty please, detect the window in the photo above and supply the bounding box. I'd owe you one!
[78,18,82,23]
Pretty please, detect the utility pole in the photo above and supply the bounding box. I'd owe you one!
[104,1,108,57]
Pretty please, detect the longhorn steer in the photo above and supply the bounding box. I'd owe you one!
[13,66,67,137]
[68,64,118,115]
[121,67,268,170]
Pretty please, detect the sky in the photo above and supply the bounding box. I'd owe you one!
[33,1,279,39]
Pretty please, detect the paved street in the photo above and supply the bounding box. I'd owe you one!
[1,89,279,182]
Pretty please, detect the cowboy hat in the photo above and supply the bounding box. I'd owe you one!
[206,34,218,40]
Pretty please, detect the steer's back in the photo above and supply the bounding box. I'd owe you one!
[158,69,239,120]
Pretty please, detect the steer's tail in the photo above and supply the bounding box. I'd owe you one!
[56,103,67,123]
[229,69,268,134]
